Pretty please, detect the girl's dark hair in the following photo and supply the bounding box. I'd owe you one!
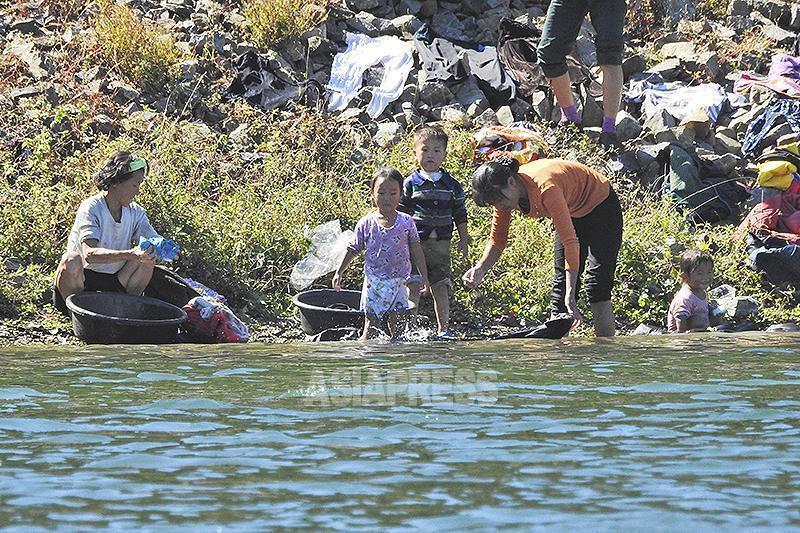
[679,249,713,275]
[471,157,520,206]
[94,151,136,191]
[370,167,404,191]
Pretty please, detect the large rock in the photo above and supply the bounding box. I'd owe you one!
[530,90,552,121]
[647,58,684,81]
[108,81,140,105]
[466,99,488,117]
[660,41,696,60]
[89,114,118,135]
[685,51,720,80]
[10,85,42,103]
[616,111,643,141]
[397,0,423,14]
[455,76,486,108]
[496,105,515,126]
[741,0,795,27]
[348,0,382,9]
[474,107,500,127]
[581,93,604,128]
[5,37,49,80]
[655,0,696,22]
[704,153,739,175]
[644,108,677,134]
[761,23,795,46]
[510,98,533,122]
[391,14,423,34]
[436,104,472,127]
[347,11,396,36]
[431,11,472,42]
[622,54,647,78]
[373,122,403,147]
[418,81,454,108]
[729,105,765,135]
[714,133,742,156]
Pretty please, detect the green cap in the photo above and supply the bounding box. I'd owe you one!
[127,156,147,175]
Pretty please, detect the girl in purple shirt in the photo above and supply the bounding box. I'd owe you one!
[334,168,429,340]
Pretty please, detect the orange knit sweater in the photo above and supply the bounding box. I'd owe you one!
[488,159,611,271]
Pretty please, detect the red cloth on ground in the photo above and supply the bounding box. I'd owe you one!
[737,181,800,243]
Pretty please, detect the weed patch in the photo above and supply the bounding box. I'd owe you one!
[243,0,329,47]
[92,0,182,90]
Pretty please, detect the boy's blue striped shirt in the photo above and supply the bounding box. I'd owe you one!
[398,169,468,241]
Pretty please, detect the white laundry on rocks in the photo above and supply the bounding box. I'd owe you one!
[327,33,415,118]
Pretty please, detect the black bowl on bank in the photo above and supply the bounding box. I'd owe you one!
[65,292,187,344]
[292,289,365,335]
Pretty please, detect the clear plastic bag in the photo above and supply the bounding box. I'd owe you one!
[290,220,354,290]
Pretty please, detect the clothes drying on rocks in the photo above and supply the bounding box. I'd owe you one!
[461,46,516,106]
[497,17,593,98]
[626,80,740,124]
[741,98,800,157]
[749,242,800,285]
[655,143,747,224]
[735,54,800,100]
[497,18,546,97]
[414,37,464,82]
[473,124,549,166]
[224,51,320,111]
[737,181,800,244]
[327,33,415,118]
[415,38,516,106]
[756,160,799,190]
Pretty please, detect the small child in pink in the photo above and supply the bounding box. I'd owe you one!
[667,249,719,333]
[333,167,429,340]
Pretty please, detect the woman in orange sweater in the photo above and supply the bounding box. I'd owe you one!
[463,158,623,336]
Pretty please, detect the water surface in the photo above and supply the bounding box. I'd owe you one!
[1,333,799,531]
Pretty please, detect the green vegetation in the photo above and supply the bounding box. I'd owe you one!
[0,0,797,339]
[1,93,797,332]
[93,0,183,89]
[243,0,329,47]
[697,0,730,20]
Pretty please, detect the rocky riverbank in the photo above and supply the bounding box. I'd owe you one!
[1,0,799,345]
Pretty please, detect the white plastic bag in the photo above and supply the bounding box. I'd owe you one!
[290,220,354,290]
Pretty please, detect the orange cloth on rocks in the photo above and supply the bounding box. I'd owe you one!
[489,159,611,271]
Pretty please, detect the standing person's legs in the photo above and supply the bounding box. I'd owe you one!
[426,239,453,334]
[551,233,589,316]
[589,0,627,138]
[430,283,450,334]
[538,0,590,124]
[578,189,623,337]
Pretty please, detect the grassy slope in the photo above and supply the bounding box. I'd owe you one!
[0,1,798,337]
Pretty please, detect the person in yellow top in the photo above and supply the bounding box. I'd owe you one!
[463,158,623,336]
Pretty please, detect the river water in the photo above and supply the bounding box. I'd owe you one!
[0,334,799,531]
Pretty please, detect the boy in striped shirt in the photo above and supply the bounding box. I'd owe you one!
[399,126,470,338]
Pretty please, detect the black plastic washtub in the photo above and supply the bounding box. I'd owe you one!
[66,292,187,344]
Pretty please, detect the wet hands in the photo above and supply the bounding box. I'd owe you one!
[565,297,585,327]
[462,265,485,289]
[132,246,156,265]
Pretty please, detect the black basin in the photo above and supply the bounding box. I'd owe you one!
[292,289,365,335]
[66,292,187,344]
